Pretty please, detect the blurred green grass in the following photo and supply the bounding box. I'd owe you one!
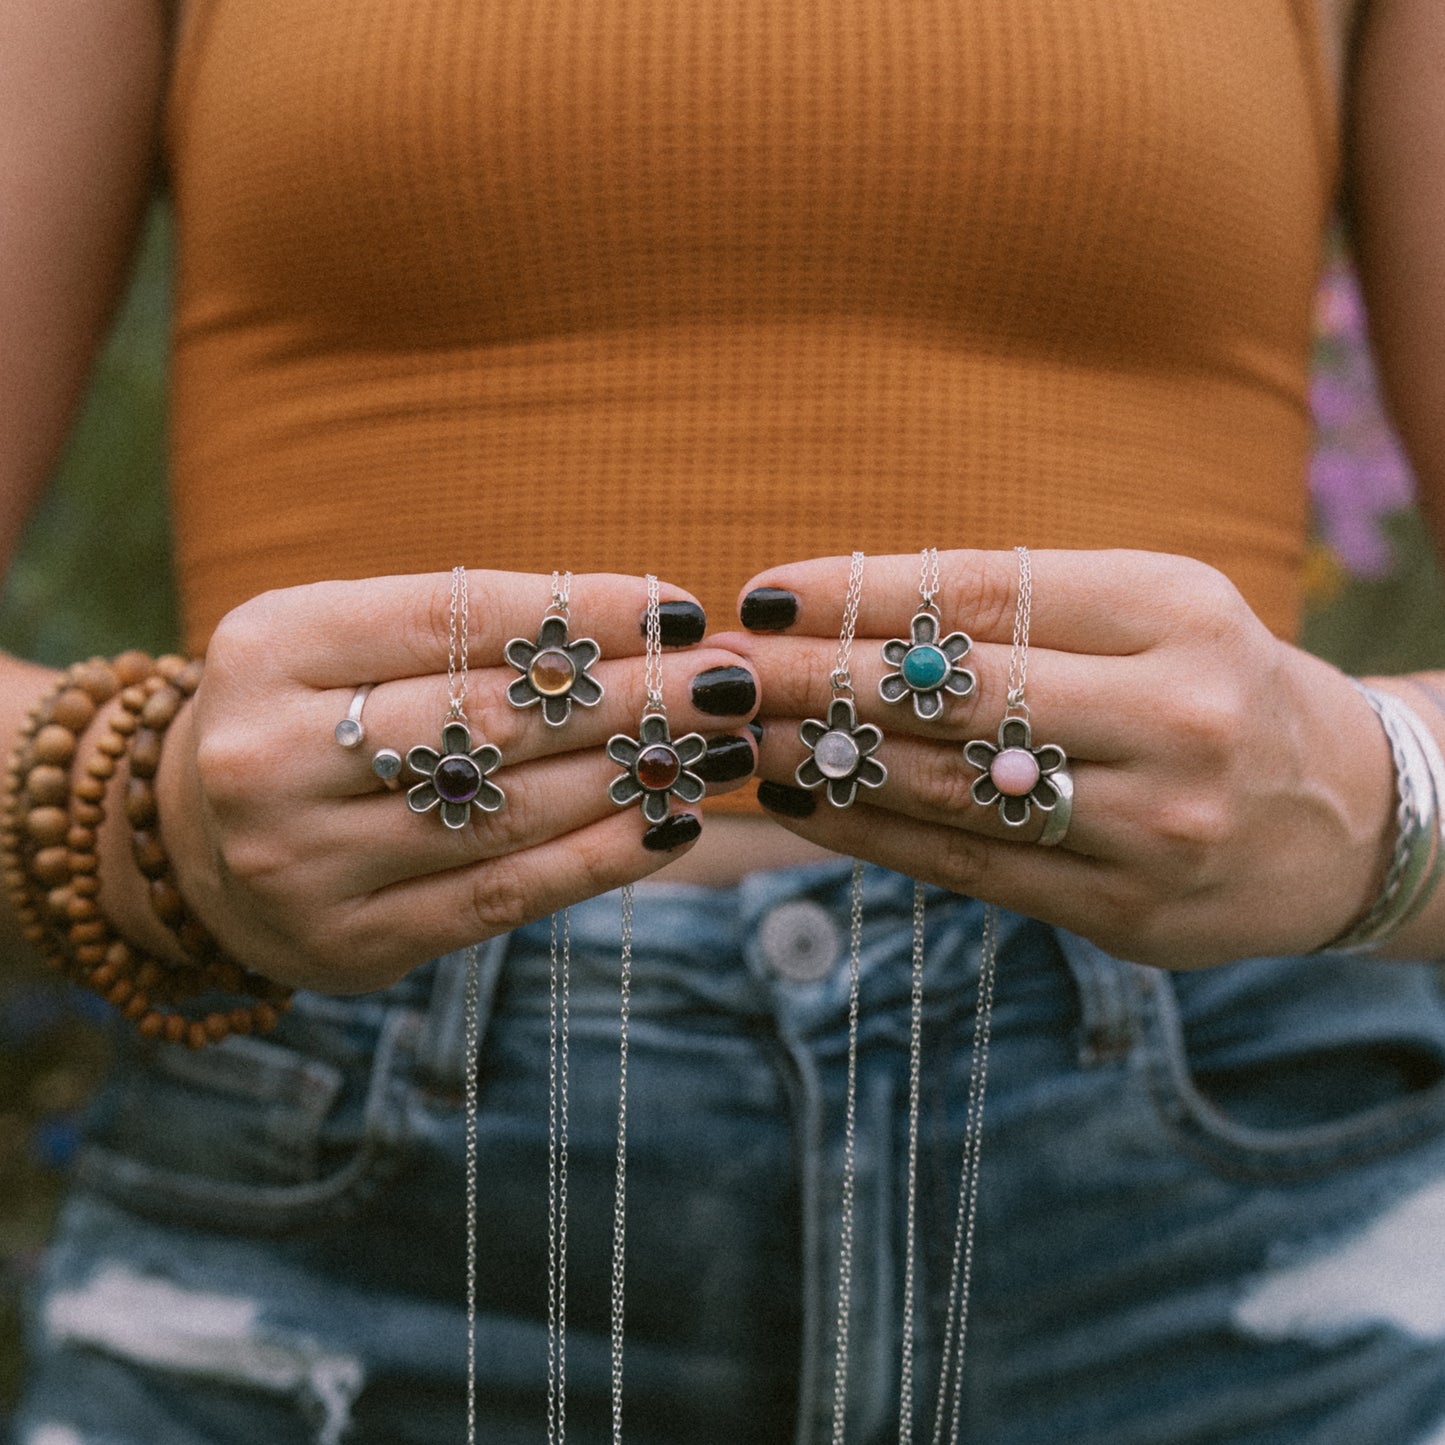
[1,204,1444,1416]
[0,205,178,665]
[1301,508,1445,676]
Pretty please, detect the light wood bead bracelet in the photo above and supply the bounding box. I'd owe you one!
[4,652,292,1048]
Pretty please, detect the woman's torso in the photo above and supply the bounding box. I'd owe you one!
[164,0,1340,660]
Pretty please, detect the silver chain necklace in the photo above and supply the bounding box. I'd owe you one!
[464,936,480,1445]
[925,548,1015,1442]
[931,903,999,1444]
[547,908,573,1445]
[607,576,664,1445]
[462,559,1003,1442]
[611,878,634,1445]
[825,548,1001,1444]
[456,564,479,1445]
[897,874,927,1442]
[830,855,867,1445]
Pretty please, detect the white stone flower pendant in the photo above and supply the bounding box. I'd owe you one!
[406,719,506,828]
[608,712,707,824]
[963,716,1066,827]
[879,612,976,721]
[796,697,887,809]
[505,615,605,728]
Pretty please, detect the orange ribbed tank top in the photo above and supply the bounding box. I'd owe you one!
[165,0,1337,653]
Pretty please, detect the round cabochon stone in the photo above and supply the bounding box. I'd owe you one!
[529,649,577,697]
[814,729,860,780]
[636,744,682,791]
[901,645,949,691]
[435,754,483,804]
[990,747,1040,797]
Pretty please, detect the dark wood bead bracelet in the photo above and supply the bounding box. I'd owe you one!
[112,658,218,959]
[4,652,292,1048]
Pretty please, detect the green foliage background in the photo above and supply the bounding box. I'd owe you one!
[0,206,178,665]
[1,205,1443,1413]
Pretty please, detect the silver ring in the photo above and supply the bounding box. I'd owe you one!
[371,747,403,791]
[1035,768,1073,847]
[335,684,374,748]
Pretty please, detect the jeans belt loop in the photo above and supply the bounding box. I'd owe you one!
[1056,930,1141,1068]
[416,935,510,1088]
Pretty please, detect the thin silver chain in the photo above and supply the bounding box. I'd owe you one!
[896,548,937,1443]
[550,569,572,619]
[547,909,573,1445]
[1005,546,1031,716]
[448,564,470,721]
[464,942,480,1445]
[919,546,940,615]
[830,551,867,699]
[611,883,634,1445]
[643,574,665,715]
[607,577,662,1443]
[897,879,927,1443]
[931,904,1000,1445]
[829,858,867,1444]
[459,560,478,1445]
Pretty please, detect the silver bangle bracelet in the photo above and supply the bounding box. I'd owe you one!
[1323,682,1444,954]
[1386,694,1445,933]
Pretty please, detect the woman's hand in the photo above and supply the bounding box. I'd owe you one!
[150,571,757,993]
[728,548,1397,970]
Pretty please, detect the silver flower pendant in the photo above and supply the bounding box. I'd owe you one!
[796,697,886,809]
[963,716,1066,827]
[406,719,506,828]
[505,615,605,728]
[878,611,976,721]
[608,712,707,824]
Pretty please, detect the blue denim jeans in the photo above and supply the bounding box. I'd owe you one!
[17,860,1445,1443]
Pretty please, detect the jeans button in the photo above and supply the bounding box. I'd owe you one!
[758,900,841,983]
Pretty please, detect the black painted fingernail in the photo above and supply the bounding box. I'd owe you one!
[740,588,799,631]
[693,734,756,784]
[646,601,707,648]
[747,720,764,745]
[691,665,757,716]
[642,813,703,852]
[757,780,816,818]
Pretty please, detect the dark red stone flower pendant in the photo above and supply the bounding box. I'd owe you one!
[796,697,887,809]
[505,614,605,728]
[406,719,506,828]
[608,712,706,824]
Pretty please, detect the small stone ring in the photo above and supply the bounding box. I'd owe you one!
[335,684,374,748]
[371,747,404,791]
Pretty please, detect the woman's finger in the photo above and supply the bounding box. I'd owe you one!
[302,647,758,796]
[745,789,1112,933]
[293,730,757,895]
[728,630,1140,762]
[342,805,711,986]
[212,570,703,690]
[737,547,1235,656]
[753,720,1117,858]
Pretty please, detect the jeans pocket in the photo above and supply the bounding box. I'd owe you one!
[71,994,425,1235]
[1140,962,1445,1184]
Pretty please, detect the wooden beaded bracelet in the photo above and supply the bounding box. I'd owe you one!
[3,655,133,977]
[71,655,294,1046]
[111,657,217,959]
[4,652,292,1049]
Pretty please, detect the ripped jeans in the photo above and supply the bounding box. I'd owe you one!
[16,860,1445,1444]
